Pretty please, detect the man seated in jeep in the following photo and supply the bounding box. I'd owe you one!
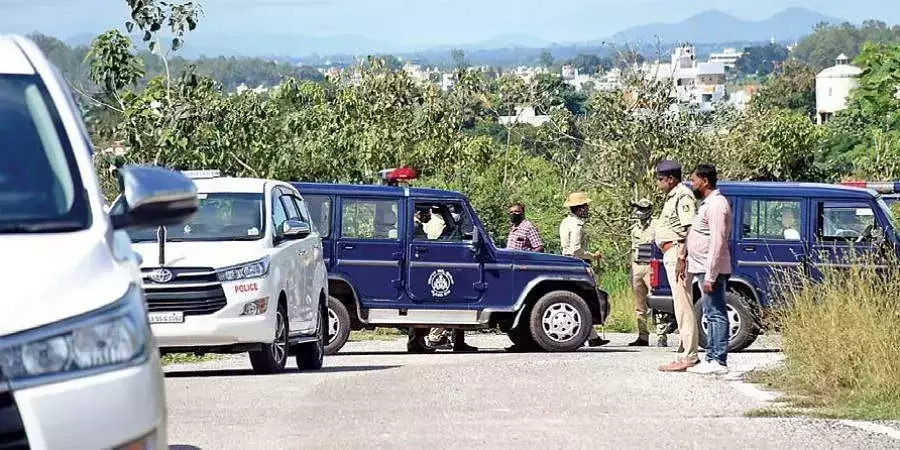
[781,206,801,240]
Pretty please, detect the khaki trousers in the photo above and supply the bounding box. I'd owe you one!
[632,262,668,340]
[662,246,699,362]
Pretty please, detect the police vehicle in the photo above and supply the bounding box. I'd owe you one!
[648,181,898,352]
[293,168,611,354]
[113,170,329,374]
[1,34,197,449]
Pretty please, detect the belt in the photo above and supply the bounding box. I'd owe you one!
[660,240,684,253]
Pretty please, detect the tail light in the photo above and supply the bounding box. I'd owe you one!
[650,258,660,289]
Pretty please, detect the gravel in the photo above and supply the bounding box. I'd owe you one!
[163,333,900,449]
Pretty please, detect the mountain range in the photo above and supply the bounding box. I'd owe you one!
[61,7,846,58]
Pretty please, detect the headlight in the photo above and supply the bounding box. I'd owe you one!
[217,256,271,282]
[0,285,149,387]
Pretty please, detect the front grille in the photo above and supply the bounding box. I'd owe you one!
[141,267,227,316]
[0,378,29,450]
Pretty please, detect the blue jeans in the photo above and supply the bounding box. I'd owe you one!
[693,273,730,366]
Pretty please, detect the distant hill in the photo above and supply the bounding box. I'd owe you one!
[612,7,844,44]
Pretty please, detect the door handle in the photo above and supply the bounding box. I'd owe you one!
[742,245,756,252]
[413,246,429,252]
[343,244,355,250]
[299,249,307,255]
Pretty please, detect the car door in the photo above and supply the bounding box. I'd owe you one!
[334,196,404,305]
[733,197,808,305]
[272,187,309,334]
[289,192,320,332]
[406,199,484,305]
[303,194,334,270]
[808,199,888,277]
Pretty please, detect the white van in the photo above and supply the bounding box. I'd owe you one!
[116,172,329,374]
[0,35,198,449]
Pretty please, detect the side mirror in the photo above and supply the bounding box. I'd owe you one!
[281,220,311,240]
[110,165,199,230]
[470,227,484,254]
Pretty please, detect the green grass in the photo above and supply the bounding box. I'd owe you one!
[161,353,222,366]
[599,270,638,334]
[745,256,900,420]
[348,328,406,342]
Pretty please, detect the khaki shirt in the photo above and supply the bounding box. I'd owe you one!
[423,214,446,240]
[654,183,696,247]
[560,215,591,260]
[631,219,656,261]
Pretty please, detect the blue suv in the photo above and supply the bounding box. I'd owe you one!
[649,182,898,351]
[292,182,610,354]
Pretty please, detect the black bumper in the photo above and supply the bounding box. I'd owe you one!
[648,294,676,314]
[593,288,611,325]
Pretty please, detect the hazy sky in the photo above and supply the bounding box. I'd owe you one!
[1,0,898,46]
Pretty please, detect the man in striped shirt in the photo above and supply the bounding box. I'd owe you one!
[506,202,545,252]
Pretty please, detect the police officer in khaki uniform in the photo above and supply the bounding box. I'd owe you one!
[559,192,609,347]
[627,198,670,347]
[653,161,700,372]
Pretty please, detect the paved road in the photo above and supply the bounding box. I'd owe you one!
[163,333,900,450]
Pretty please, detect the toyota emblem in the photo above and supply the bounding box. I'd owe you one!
[149,268,174,284]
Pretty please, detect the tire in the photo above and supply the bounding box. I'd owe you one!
[406,328,436,354]
[249,303,289,374]
[295,301,326,371]
[528,291,593,352]
[324,296,351,355]
[695,291,761,353]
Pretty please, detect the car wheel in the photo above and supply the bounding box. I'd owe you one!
[249,304,289,374]
[324,296,351,355]
[528,291,593,352]
[695,291,761,353]
[296,302,326,371]
[406,328,436,353]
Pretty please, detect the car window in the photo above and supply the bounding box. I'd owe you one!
[271,191,288,234]
[0,73,90,232]
[305,194,332,238]
[818,201,878,242]
[341,198,399,240]
[291,195,309,223]
[278,189,300,221]
[126,192,264,242]
[741,199,803,241]
[412,201,473,242]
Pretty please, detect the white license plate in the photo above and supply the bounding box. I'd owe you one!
[148,311,184,324]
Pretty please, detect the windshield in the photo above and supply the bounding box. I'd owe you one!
[122,192,265,242]
[0,74,90,233]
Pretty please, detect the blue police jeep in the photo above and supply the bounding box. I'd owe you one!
[649,181,898,352]
[291,181,610,354]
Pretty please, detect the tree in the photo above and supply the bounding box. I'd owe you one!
[568,53,612,75]
[451,49,468,70]
[538,50,554,68]
[752,59,817,118]
[735,43,790,76]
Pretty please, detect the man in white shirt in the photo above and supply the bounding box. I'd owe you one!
[781,207,801,240]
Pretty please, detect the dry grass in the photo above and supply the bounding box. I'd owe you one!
[759,251,900,420]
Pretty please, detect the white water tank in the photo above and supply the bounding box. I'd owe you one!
[815,54,862,124]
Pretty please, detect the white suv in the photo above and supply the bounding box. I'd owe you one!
[0,35,198,449]
[115,172,329,374]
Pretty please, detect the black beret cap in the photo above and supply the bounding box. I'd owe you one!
[655,160,682,176]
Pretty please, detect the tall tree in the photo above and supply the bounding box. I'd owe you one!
[735,43,790,77]
[752,59,817,119]
[538,50,554,68]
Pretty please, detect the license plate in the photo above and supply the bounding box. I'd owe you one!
[148,311,184,324]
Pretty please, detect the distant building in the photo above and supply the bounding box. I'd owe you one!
[708,48,743,69]
[641,44,727,109]
[815,54,862,125]
[498,106,551,126]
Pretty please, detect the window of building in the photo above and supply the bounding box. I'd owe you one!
[741,199,803,240]
[341,198,399,240]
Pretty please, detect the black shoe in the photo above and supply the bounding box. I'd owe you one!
[505,344,531,353]
[628,338,650,347]
[587,337,610,347]
[453,343,478,353]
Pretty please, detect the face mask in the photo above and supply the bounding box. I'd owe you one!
[634,210,651,221]
[451,213,462,222]
[418,214,430,223]
[510,213,524,224]
[575,207,590,220]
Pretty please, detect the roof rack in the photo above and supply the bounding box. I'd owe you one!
[181,169,221,179]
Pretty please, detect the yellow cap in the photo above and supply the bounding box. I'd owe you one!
[563,192,592,207]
